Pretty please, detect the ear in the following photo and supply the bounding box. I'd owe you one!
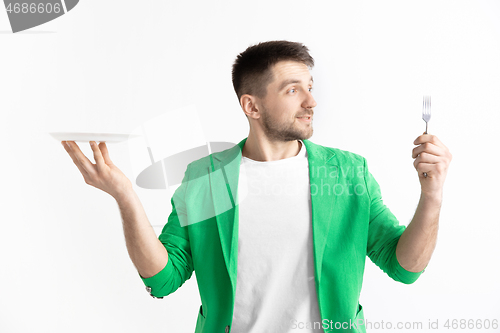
[240,94,261,120]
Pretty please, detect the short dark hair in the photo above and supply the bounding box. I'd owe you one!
[231,40,314,105]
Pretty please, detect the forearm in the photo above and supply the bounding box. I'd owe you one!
[396,192,442,272]
[115,189,168,279]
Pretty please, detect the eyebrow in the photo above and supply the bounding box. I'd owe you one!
[277,76,314,92]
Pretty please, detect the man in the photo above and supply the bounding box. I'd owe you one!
[62,40,452,333]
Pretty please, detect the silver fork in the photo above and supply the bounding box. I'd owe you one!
[422,96,431,134]
[422,96,431,178]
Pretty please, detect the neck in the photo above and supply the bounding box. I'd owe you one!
[241,132,302,162]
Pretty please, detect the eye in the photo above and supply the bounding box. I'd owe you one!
[288,88,296,94]
[309,87,314,92]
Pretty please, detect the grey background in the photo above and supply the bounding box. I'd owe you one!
[1,1,499,332]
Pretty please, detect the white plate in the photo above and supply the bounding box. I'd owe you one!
[49,132,142,143]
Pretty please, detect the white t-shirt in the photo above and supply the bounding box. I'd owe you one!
[231,140,324,333]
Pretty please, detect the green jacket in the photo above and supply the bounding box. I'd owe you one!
[141,137,424,333]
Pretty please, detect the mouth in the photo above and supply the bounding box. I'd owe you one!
[297,116,312,122]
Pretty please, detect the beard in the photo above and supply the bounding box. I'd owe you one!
[259,104,314,142]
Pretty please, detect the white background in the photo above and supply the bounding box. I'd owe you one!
[1,1,499,332]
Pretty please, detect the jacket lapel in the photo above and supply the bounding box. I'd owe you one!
[302,139,338,285]
[209,138,338,293]
[208,138,246,293]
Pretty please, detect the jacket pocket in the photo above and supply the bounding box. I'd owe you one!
[194,305,206,333]
[353,304,366,333]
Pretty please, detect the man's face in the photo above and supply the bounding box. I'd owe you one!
[257,60,317,142]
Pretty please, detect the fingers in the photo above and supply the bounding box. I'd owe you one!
[62,140,124,195]
[413,134,445,149]
[414,157,448,176]
[412,142,443,159]
[413,134,452,162]
[413,153,441,169]
[98,142,113,165]
[62,141,92,179]
[414,161,448,178]
[65,141,95,172]
[90,141,106,173]
[414,162,435,178]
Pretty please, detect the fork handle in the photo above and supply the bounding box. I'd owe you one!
[423,128,428,177]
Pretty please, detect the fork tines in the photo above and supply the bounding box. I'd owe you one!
[422,96,431,134]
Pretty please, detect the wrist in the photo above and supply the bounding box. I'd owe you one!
[114,185,136,204]
[420,190,443,206]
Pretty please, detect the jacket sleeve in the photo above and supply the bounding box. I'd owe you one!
[140,164,194,297]
[363,158,424,284]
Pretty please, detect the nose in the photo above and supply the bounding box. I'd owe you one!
[302,90,317,110]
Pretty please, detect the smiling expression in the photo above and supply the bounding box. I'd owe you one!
[253,60,317,142]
